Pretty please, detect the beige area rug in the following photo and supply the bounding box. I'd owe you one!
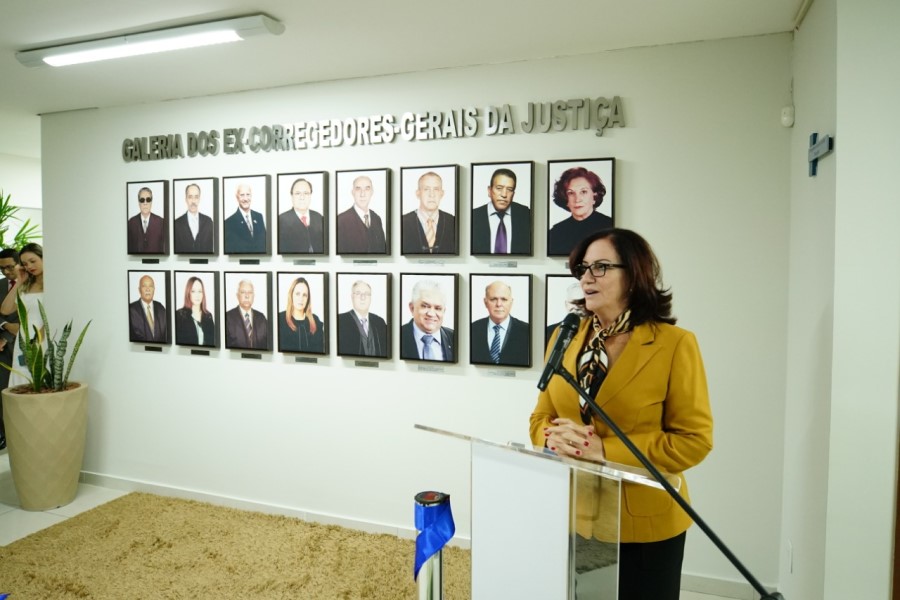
[0,493,471,599]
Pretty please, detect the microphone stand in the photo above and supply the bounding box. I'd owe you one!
[550,366,785,600]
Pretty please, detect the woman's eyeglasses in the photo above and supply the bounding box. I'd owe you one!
[573,261,626,279]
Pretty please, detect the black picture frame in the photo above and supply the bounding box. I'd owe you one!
[172,271,220,349]
[275,271,329,355]
[399,273,458,363]
[126,180,169,255]
[276,171,328,255]
[545,273,586,347]
[172,178,219,255]
[222,271,273,351]
[470,161,534,256]
[399,164,459,256]
[469,273,532,368]
[222,175,272,255]
[335,272,392,359]
[334,168,391,256]
[546,158,615,258]
[126,269,171,344]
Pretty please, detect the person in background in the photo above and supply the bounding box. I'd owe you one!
[0,247,19,448]
[1,243,45,389]
[278,277,324,353]
[174,276,216,347]
[531,228,713,600]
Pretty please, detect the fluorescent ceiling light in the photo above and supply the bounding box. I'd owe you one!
[16,14,284,68]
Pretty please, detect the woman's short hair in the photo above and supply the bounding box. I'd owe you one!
[568,228,675,326]
[285,277,317,334]
[182,276,209,314]
[552,167,606,211]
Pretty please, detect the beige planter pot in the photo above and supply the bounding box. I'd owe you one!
[1,383,88,511]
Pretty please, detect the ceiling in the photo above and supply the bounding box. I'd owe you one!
[0,0,803,157]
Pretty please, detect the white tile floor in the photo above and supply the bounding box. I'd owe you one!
[0,448,732,599]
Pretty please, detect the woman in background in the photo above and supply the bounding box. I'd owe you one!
[174,276,216,347]
[1,243,45,388]
[278,277,324,353]
[547,167,613,256]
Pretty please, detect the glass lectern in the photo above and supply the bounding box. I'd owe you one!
[415,424,678,600]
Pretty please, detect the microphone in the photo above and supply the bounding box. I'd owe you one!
[537,313,581,391]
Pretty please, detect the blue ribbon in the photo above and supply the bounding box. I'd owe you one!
[414,498,456,580]
[0,593,9,599]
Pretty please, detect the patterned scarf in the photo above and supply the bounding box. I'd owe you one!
[576,309,633,424]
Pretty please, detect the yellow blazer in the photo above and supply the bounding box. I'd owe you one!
[530,319,713,543]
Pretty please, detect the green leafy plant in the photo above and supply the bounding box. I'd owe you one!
[0,188,42,250]
[11,294,91,393]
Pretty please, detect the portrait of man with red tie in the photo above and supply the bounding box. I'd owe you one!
[276,172,327,255]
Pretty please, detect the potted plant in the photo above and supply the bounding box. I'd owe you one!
[0,189,41,249]
[1,295,90,510]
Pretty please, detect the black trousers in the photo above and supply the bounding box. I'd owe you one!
[618,531,686,600]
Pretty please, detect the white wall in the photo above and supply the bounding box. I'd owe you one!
[40,34,792,592]
[781,0,836,598]
[825,0,900,598]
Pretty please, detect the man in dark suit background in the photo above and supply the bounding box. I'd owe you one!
[128,274,169,343]
[278,177,325,254]
[224,279,270,350]
[0,248,19,448]
[401,171,456,255]
[336,175,387,254]
[470,280,530,367]
[173,182,214,254]
[127,187,167,254]
[400,279,454,362]
[471,168,532,255]
[337,280,388,357]
[224,182,267,254]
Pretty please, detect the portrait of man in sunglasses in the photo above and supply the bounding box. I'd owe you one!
[127,183,168,254]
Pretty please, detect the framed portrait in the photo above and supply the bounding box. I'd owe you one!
[276,171,328,255]
[546,158,615,258]
[334,168,390,256]
[222,175,272,255]
[399,273,458,364]
[469,274,532,368]
[173,271,220,348]
[126,270,171,344]
[126,180,169,255]
[276,271,328,355]
[335,272,392,359]
[222,271,273,351]
[545,273,586,347]
[172,178,218,255]
[400,164,459,256]
[470,161,534,256]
